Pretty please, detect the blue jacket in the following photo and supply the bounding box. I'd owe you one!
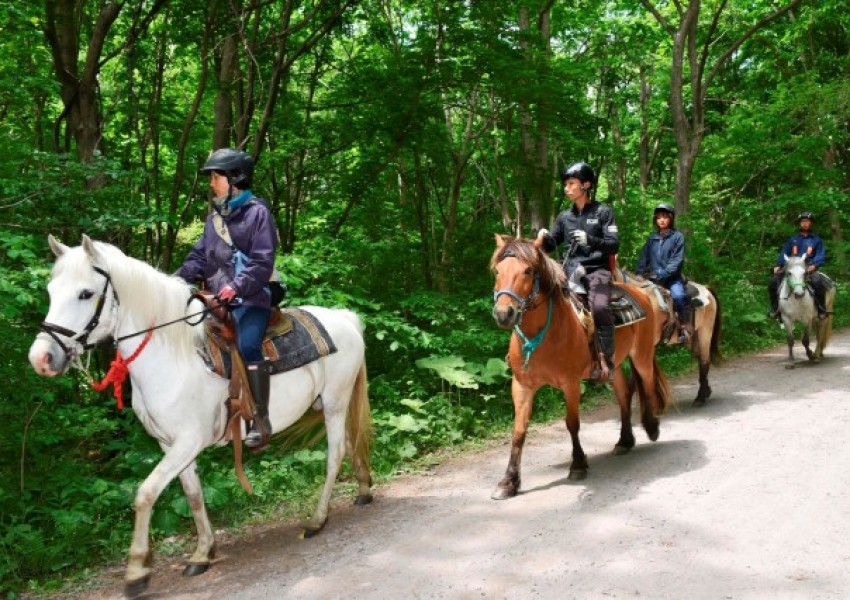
[776,232,825,268]
[176,192,278,309]
[636,229,685,283]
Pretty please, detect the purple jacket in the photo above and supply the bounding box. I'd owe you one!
[176,196,278,309]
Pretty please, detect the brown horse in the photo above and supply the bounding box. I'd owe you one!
[490,235,671,499]
[622,272,722,406]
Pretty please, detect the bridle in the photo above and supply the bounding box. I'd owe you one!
[493,251,543,316]
[782,262,809,299]
[38,265,216,365]
[40,266,118,359]
[493,254,554,369]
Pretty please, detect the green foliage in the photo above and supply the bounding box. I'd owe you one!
[2,0,850,595]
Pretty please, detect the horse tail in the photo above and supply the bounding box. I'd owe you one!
[652,356,672,414]
[708,287,723,365]
[346,360,373,491]
[630,356,672,416]
[818,289,836,352]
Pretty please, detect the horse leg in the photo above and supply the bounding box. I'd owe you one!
[612,366,635,454]
[302,408,347,538]
[491,380,534,499]
[178,462,216,577]
[693,359,712,407]
[563,379,588,481]
[802,327,815,361]
[125,440,204,598]
[784,319,796,369]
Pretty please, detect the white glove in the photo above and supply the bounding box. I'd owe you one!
[571,230,588,247]
[537,228,549,239]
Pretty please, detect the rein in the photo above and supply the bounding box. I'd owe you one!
[513,294,554,369]
[40,265,216,355]
[493,260,554,369]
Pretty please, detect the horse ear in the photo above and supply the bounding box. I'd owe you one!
[495,233,508,249]
[81,234,101,262]
[533,235,544,250]
[783,254,790,262]
[48,234,69,258]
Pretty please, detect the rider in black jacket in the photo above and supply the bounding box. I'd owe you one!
[538,162,619,382]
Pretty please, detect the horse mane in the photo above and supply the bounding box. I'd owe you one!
[490,236,565,295]
[76,241,204,364]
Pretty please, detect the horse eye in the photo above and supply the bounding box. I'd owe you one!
[79,290,94,300]
[524,267,532,276]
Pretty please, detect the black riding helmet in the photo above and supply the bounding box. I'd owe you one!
[797,211,815,223]
[200,148,254,189]
[560,162,597,186]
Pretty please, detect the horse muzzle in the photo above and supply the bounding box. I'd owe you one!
[492,303,520,329]
[28,337,72,377]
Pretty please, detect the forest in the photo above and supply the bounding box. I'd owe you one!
[1,0,848,594]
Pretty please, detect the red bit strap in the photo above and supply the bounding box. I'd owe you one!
[91,329,153,410]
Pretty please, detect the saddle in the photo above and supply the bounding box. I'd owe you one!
[190,292,338,492]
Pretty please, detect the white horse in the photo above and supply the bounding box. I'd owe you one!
[27,235,373,597]
[778,255,835,368]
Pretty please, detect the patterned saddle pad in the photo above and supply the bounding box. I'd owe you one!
[610,284,647,328]
[202,307,337,378]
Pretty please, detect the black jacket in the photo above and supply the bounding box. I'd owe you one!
[541,200,619,273]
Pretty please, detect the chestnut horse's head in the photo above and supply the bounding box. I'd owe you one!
[490,234,565,329]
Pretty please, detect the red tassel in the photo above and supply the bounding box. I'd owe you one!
[92,355,130,410]
[91,328,153,410]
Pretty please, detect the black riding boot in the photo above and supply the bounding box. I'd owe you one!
[245,361,272,450]
[590,325,615,383]
[677,304,694,343]
[768,275,781,319]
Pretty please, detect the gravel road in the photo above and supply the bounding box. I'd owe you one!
[79,330,850,600]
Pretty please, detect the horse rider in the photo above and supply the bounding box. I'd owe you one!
[176,148,278,449]
[768,211,829,321]
[538,162,619,382]
[636,202,694,343]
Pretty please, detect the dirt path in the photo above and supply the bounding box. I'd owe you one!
[79,331,850,599]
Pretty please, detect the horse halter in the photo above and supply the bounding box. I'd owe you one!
[40,266,119,359]
[493,270,541,315]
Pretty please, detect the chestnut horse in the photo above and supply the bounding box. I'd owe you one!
[622,272,722,406]
[490,235,671,499]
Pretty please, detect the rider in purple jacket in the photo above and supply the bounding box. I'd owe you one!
[176,148,277,449]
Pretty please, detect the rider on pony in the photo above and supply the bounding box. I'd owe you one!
[175,148,278,449]
[768,211,829,321]
[635,202,694,344]
[538,162,619,383]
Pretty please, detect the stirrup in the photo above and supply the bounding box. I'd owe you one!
[245,416,272,450]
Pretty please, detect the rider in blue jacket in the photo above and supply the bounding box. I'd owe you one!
[176,148,277,449]
[768,211,828,321]
[636,203,693,343]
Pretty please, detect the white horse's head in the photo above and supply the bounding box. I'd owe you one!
[29,235,122,376]
[784,255,808,298]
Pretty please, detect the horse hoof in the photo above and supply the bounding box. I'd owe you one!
[354,493,373,506]
[491,486,517,500]
[568,469,588,481]
[645,422,660,442]
[613,444,631,455]
[183,562,210,577]
[692,397,706,407]
[300,522,326,539]
[124,575,151,598]
[784,363,795,370]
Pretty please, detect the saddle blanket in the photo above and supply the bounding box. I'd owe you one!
[202,307,337,379]
[610,285,647,328]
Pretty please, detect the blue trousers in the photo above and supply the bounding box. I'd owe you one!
[668,278,688,318]
[231,305,270,363]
